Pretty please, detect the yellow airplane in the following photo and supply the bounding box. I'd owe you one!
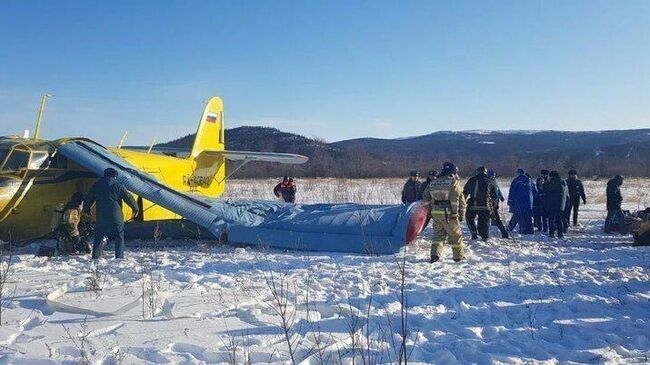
[0,96,308,242]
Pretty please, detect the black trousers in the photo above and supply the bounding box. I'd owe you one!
[93,227,125,259]
[548,210,565,238]
[466,209,491,240]
[564,198,581,227]
[534,206,548,232]
[491,208,508,237]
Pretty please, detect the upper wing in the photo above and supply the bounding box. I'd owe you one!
[200,150,309,164]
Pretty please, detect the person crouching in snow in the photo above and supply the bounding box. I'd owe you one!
[507,168,537,234]
[57,192,85,255]
[604,175,625,234]
[422,162,466,263]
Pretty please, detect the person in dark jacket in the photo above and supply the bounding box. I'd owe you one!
[564,169,587,228]
[419,170,437,199]
[507,168,537,234]
[544,171,569,238]
[534,170,550,232]
[84,168,139,259]
[604,175,624,234]
[285,177,297,203]
[273,176,297,203]
[401,170,421,204]
[463,166,498,241]
[487,170,509,239]
[273,176,288,199]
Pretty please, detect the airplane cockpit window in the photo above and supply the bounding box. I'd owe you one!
[29,152,49,169]
[0,150,8,167]
[49,154,68,169]
[1,150,30,174]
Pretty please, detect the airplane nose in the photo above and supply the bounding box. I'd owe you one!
[0,177,22,219]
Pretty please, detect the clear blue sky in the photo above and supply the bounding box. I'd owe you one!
[1,1,649,145]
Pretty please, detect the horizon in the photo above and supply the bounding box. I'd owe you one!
[2,1,650,145]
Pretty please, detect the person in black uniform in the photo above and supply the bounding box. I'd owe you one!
[564,169,587,228]
[487,170,509,239]
[401,170,421,204]
[534,170,550,232]
[544,170,569,239]
[463,166,498,241]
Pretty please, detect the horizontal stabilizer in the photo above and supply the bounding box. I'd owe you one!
[200,150,309,164]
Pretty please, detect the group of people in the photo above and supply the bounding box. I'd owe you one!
[507,168,588,239]
[53,167,139,260]
[403,163,645,263]
[52,165,646,262]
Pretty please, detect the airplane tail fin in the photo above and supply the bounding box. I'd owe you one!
[189,97,226,197]
[190,97,225,158]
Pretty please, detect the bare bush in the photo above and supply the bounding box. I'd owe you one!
[85,266,106,297]
[0,239,14,325]
[62,316,93,365]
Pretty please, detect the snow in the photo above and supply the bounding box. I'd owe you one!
[0,179,648,363]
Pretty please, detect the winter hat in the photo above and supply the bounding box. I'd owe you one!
[409,170,419,177]
[549,170,560,178]
[568,169,577,176]
[476,166,487,174]
[517,168,525,175]
[441,162,458,176]
[540,169,549,176]
[104,168,118,178]
[487,170,495,178]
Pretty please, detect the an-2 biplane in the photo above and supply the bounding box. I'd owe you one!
[0,96,427,254]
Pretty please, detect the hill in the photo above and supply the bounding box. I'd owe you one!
[159,127,650,178]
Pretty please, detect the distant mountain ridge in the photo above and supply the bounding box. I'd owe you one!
[159,127,650,177]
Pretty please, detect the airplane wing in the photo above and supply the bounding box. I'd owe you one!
[121,147,309,164]
[200,150,309,164]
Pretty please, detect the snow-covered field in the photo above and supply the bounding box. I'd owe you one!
[0,178,648,364]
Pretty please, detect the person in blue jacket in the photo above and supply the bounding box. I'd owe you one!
[84,168,139,259]
[507,168,537,234]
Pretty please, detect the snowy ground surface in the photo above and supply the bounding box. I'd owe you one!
[0,178,648,364]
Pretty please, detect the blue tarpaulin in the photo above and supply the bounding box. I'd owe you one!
[58,139,428,254]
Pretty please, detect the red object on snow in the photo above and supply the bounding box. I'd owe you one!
[405,202,430,244]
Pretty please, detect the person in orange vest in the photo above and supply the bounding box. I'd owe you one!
[273,176,297,203]
[273,176,288,200]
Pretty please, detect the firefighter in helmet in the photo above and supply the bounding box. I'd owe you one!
[422,162,466,262]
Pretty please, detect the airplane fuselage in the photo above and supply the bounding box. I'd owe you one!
[0,137,225,241]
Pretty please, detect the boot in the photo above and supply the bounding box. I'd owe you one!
[431,243,444,263]
[452,246,465,262]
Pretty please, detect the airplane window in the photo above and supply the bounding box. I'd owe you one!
[48,154,68,169]
[29,152,49,169]
[0,150,7,167]
[1,150,30,173]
